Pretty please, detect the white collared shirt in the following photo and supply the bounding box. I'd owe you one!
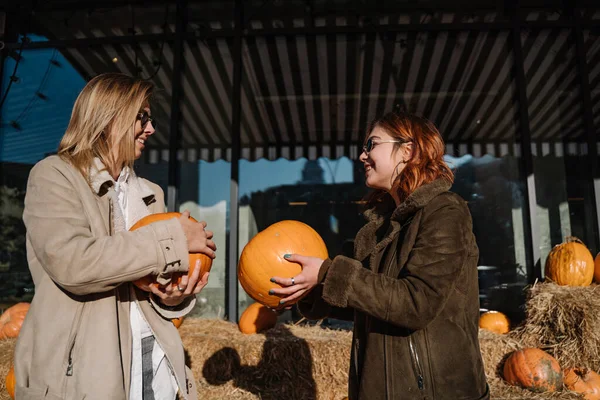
[113,168,179,400]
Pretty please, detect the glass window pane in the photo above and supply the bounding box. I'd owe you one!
[169,35,234,318]
[584,30,600,147]
[521,29,592,270]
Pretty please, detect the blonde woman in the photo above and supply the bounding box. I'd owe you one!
[14,73,216,400]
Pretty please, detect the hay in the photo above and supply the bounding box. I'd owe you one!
[0,339,15,400]
[0,296,597,400]
[511,282,600,372]
[180,319,351,400]
[478,329,583,400]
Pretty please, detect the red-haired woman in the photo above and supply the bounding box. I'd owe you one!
[270,111,489,399]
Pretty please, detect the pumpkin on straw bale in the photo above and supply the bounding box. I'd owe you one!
[0,303,30,340]
[172,316,184,329]
[479,311,510,334]
[545,237,594,286]
[502,348,563,392]
[564,368,600,400]
[129,212,213,292]
[4,366,14,400]
[0,338,16,400]
[238,303,278,334]
[511,282,600,372]
[238,220,328,310]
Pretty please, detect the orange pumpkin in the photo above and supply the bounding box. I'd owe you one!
[479,311,510,334]
[130,212,213,291]
[172,317,184,329]
[238,220,328,309]
[545,236,594,286]
[0,303,30,340]
[238,302,278,334]
[502,348,563,392]
[5,365,15,399]
[564,368,600,400]
[594,252,600,283]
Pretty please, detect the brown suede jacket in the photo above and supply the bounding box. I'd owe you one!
[299,179,489,400]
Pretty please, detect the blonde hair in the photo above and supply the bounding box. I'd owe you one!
[58,73,154,179]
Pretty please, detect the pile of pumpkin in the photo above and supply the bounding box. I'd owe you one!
[479,236,600,399]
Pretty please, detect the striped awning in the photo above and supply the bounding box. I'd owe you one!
[12,0,600,161]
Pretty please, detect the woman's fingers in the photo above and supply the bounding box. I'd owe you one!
[150,284,168,300]
[280,288,307,304]
[206,239,217,251]
[193,272,210,294]
[269,284,304,296]
[270,275,301,287]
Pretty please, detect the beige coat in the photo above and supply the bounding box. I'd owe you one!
[15,155,198,400]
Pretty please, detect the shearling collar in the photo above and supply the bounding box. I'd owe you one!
[88,158,155,205]
[363,178,452,224]
[355,178,452,262]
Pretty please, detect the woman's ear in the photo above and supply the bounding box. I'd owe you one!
[404,142,414,161]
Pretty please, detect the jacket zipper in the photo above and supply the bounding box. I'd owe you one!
[383,334,389,400]
[62,303,85,399]
[64,304,85,377]
[408,336,425,392]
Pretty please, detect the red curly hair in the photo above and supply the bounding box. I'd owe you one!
[365,111,454,207]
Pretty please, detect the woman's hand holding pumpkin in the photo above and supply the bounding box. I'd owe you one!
[151,259,210,307]
[269,254,323,305]
[178,210,217,258]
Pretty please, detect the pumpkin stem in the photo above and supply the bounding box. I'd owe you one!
[565,236,584,245]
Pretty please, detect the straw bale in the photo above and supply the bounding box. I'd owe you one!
[0,339,15,400]
[511,282,600,371]
[0,312,594,400]
[478,329,583,399]
[180,318,352,400]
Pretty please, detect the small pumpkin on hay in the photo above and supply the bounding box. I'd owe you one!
[5,365,15,399]
[479,311,510,334]
[238,220,328,309]
[129,212,213,292]
[172,316,184,329]
[545,236,594,286]
[0,303,30,340]
[238,302,278,334]
[502,348,563,392]
[564,367,600,400]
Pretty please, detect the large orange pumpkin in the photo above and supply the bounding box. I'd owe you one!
[5,365,15,399]
[545,236,594,286]
[238,220,328,309]
[238,302,278,334]
[479,311,510,334]
[130,212,213,291]
[564,368,600,400]
[502,348,563,392]
[594,252,600,283]
[0,303,30,340]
